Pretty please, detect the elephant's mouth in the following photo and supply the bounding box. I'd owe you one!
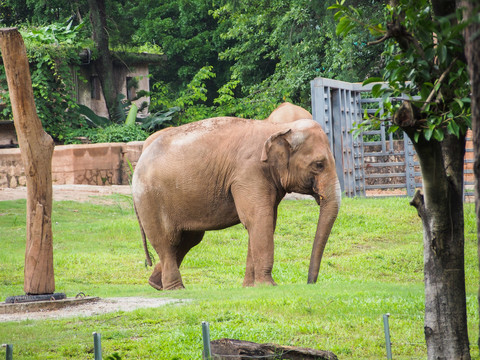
[311,179,324,205]
[312,193,323,205]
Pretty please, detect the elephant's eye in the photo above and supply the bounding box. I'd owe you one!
[314,161,324,171]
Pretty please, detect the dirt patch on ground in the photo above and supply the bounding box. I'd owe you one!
[1,185,407,203]
[0,184,132,203]
[0,297,183,322]
[366,189,407,197]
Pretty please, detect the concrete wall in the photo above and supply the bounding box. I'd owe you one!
[0,141,144,188]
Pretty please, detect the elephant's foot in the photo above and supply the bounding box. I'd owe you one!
[163,281,185,290]
[255,274,277,287]
[243,275,277,287]
[242,278,255,287]
[162,268,185,290]
[148,278,163,291]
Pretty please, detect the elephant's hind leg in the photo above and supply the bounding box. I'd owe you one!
[147,227,185,290]
[158,231,204,290]
[160,231,205,290]
[146,228,204,290]
[153,230,204,290]
[148,263,164,290]
[160,238,185,290]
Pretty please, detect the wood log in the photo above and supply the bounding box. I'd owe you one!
[209,338,338,360]
[0,28,55,294]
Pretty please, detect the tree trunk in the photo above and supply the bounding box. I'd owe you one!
[87,0,118,121]
[209,338,338,360]
[0,28,55,295]
[459,0,480,350]
[394,103,470,359]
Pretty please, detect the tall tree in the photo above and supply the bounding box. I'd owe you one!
[331,0,472,357]
[87,0,119,121]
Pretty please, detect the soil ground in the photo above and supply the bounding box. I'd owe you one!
[0,297,183,322]
[0,184,133,203]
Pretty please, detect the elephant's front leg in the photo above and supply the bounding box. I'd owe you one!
[247,220,277,286]
[233,186,277,286]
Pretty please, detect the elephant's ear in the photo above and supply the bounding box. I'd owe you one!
[261,129,292,162]
[261,128,306,162]
[262,128,304,190]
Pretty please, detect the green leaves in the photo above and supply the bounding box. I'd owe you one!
[0,19,92,141]
[20,19,89,47]
[363,77,383,85]
[177,66,216,107]
[335,16,357,37]
[139,107,181,132]
[447,120,460,138]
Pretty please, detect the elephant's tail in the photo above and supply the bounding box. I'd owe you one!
[133,200,153,267]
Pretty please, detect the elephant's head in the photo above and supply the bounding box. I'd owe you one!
[261,119,341,284]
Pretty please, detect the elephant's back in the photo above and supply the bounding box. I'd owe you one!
[144,117,272,157]
[156,117,252,146]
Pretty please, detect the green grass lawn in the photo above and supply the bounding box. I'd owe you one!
[0,195,478,359]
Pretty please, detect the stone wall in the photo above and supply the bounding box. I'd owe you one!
[0,141,144,188]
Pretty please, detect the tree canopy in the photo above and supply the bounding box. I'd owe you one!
[0,0,384,142]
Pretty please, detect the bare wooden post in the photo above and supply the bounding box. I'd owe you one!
[0,28,55,294]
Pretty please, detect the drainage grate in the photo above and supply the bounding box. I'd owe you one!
[5,293,66,304]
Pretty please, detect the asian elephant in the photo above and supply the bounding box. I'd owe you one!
[141,102,312,151]
[265,102,312,123]
[132,117,341,290]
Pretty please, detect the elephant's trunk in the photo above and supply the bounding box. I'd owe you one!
[307,180,341,284]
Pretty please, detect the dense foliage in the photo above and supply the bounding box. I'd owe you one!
[137,0,384,120]
[208,0,383,118]
[0,19,93,141]
[0,0,384,142]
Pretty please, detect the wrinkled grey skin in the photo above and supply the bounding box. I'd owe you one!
[132,117,341,290]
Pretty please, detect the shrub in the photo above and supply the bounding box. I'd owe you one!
[90,124,149,143]
[63,124,148,144]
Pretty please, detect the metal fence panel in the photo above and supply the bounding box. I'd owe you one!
[310,77,472,199]
[311,78,367,197]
